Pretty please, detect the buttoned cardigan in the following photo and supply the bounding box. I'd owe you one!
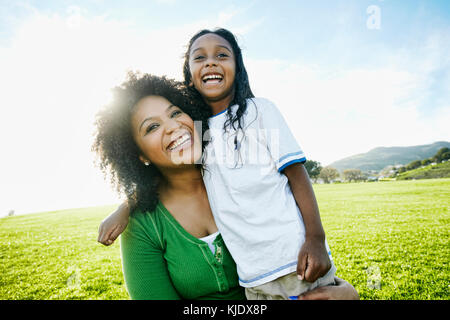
[120,202,245,300]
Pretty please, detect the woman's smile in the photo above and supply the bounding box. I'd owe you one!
[166,131,193,152]
[131,95,202,168]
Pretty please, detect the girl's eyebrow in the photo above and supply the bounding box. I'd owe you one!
[138,104,175,133]
[191,45,232,54]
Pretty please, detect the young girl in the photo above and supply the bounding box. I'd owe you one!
[98,28,336,300]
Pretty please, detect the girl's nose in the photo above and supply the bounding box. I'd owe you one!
[204,56,217,67]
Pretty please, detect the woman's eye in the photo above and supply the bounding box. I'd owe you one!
[171,110,182,117]
[146,123,159,134]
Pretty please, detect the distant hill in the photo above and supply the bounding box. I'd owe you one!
[396,161,450,180]
[329,141,450,172]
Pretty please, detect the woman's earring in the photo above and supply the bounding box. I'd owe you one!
[144,161,150,166]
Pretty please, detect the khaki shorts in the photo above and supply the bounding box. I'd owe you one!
[245,263,337,300]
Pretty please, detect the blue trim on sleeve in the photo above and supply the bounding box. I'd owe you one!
[239,261,297,284]
[277,151,304,163]
[239,250,335,285]
[278,157,306,172]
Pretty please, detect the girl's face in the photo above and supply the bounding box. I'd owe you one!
[188,33,236,107]
[131,95,202,169]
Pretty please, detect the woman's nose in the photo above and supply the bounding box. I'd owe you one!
[165,118,181,134]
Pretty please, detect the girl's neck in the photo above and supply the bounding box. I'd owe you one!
[205,91,235,116]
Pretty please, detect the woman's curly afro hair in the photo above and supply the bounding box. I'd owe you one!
[92,72,210,214]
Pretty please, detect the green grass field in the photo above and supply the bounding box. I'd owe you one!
[1,179,449,300]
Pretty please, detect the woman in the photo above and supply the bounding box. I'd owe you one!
[94,72,358,300]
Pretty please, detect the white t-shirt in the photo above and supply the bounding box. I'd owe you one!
[202,97,309,287]
[198,231,220,254]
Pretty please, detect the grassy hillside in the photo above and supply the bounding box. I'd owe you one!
[1,179,449,300]
[330,141,450,172]
[396,161,450,180]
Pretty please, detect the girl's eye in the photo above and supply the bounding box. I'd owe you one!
[145,123,159,134]
[193,55,205,60]
[217,53,229,58]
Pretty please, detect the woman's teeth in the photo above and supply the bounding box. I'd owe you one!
[168,133,191,151]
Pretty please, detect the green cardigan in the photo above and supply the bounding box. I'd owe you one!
[120,201,246,300]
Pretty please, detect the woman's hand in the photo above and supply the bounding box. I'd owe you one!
[97,202,130,246]
[291,277,359,300]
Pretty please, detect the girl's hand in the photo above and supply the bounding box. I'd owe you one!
[297,238,331,283]
[97,202,130,246]
[292,277,359,300]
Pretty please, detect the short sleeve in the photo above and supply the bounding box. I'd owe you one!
[257,98,306,172]
[120,212,181,300]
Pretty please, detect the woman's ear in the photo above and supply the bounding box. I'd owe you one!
[139,155,151,166]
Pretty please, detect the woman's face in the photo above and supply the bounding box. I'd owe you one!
[188,33,236,106]
[131,95,202,169]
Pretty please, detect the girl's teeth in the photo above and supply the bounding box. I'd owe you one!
[203,74,223,82]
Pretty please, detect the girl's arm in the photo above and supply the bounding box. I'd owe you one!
[283,162,331,283]
[97,200,132,246]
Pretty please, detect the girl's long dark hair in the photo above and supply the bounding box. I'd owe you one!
[183,28,255,134]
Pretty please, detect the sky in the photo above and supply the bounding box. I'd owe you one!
[0,0,449,216]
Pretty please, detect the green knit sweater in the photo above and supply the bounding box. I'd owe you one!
[120,201,246,300]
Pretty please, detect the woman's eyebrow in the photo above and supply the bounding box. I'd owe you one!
[139,104,175,133]
[165,104,176,112]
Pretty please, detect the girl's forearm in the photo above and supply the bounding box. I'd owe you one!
[283,163,325,241]
[121,199,133,216]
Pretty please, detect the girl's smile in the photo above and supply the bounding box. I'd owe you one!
[188,33,236,114]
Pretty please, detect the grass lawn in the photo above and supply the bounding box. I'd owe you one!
[0,205,129,300]
[1,178,449,299]
[316,178,449,299]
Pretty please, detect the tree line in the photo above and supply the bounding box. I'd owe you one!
[304,147,450,183]
[304,160,364,183]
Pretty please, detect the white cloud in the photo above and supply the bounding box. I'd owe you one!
[246,56,450,166]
